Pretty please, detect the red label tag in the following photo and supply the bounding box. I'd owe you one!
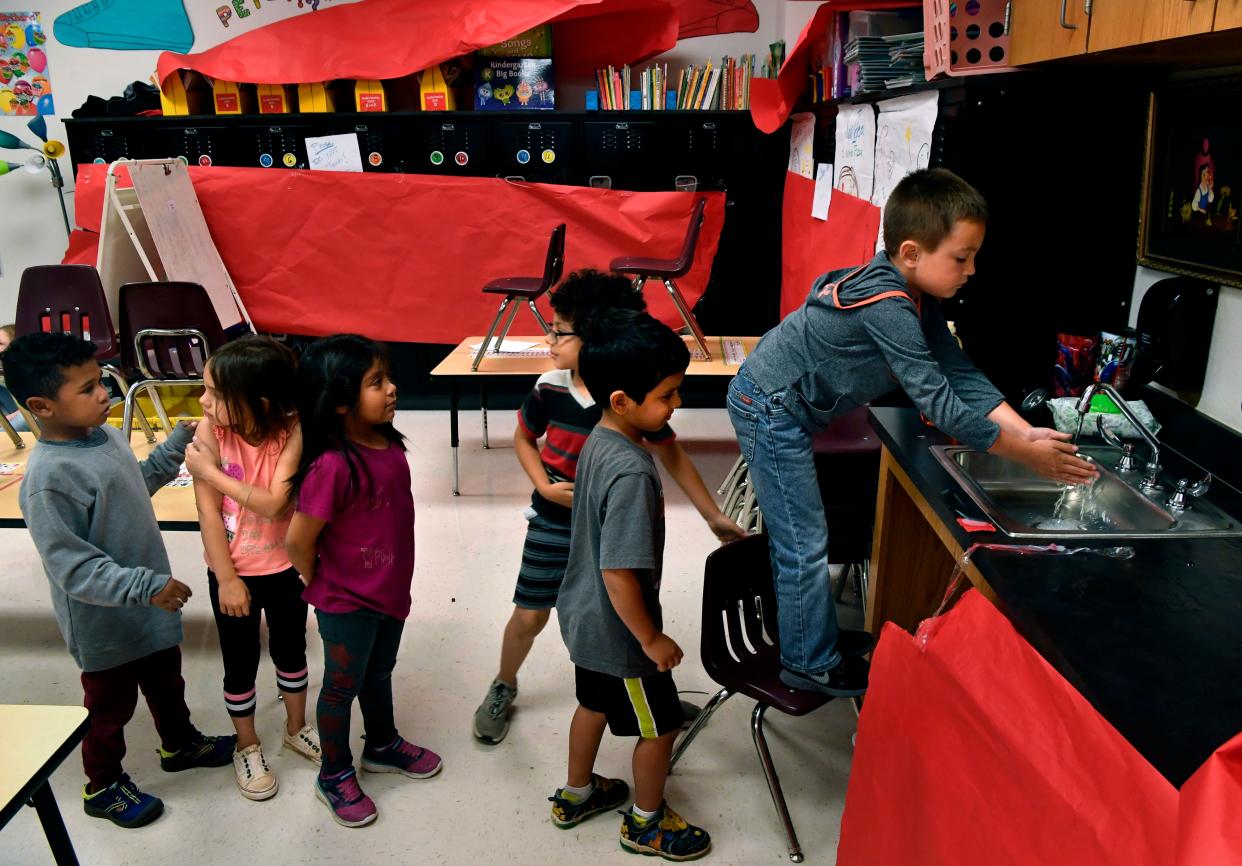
[358,93,384,112]
[215,93,239,112]
[260,94,284,113]
[423,93,446,111]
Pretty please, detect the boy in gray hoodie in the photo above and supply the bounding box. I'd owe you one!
[7,332,235,829]
[729,169,1097,696]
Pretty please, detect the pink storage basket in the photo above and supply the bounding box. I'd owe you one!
[924,0,1015,79]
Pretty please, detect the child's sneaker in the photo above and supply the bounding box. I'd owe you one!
[82,773,164,828]
[282,724,322,765]
[548,774,630,828]
[619,802,712,861]
[360,735,443,779]
[232,743,278,801]
[472,678,518,744]
[158,731,237,772]
[315,768,377,828]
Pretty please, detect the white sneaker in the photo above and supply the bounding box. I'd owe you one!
[233,744,278,801]
[282,724,322,765]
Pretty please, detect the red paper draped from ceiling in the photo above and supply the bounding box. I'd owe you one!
[68,164,724,344]
[838,589,1242,866]
[155,0,682,86]
[750,0,919,134]
[780,170,880,318]
[672,0,759,39]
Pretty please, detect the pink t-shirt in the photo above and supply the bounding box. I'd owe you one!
[297,443,414,619]
[207,424,293,576]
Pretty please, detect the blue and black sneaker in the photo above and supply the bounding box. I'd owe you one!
[158,731,236,772]
[549,774,630,828]
[619,801,711,861]
[82,774,164,828]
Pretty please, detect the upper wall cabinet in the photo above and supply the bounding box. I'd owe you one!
[1216,0,1242,29]
[1086,0,1216,52]
[1010,0,1090,64]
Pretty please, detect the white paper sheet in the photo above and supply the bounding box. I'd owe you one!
[833,104,875,201]
[871,91,939,250]
[305,133,364,172]
[468,340,540,354]
[788,112,816,180]
[812,163,834,220]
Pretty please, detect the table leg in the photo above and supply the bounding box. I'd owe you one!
[28,782,80,866]
[481,380,490,450]
[450,379,460,496]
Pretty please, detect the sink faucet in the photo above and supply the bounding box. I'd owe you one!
[1075,383,1163,491]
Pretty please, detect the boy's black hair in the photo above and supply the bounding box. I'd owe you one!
[289,334,405,500]
[882,168,989,254]
[206,335,298,443]
[577,309,690,408]
[1,331,97,409]
[549,269,646,333]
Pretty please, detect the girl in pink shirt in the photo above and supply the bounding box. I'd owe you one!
[285,334,441,829]
[187,336,320,802]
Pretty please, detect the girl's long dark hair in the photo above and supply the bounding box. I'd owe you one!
[289,334,406,501]
[206,335,298,444]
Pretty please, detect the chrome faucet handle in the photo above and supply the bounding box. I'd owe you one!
[1166,474,1212,511]
[1139,461,1164,492]
[1095,417,1139,471]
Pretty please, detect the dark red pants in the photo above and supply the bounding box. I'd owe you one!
[80,645,196,790]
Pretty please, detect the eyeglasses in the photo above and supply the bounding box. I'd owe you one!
[549,329,577,345]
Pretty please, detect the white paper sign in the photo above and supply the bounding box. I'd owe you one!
[812,163,834,221]
[305,133,364,172]
[788,112,815,180]
[871,91,939,250]
[833,104,875,201]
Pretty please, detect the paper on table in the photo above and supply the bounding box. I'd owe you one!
[812,163,834,220]
[305,133,364,172]
[468,340,541,354]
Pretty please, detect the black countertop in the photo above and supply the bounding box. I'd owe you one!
[869,407,1242,789]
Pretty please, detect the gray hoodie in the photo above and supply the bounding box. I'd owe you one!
[19,423,193,672]
[742,252,1003,452]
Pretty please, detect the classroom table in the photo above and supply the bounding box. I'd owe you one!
[430,335,757,495]
[0,432,199,531]
[0,704,90,866]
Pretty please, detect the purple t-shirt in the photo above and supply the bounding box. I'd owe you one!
[297,444,414,619]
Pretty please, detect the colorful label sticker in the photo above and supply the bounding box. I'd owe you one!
[454,151,468,166]
[0,12,54,116]
[358,93,384,112]
[259,153,273,167]
[92,157,106,164]
[368,151,383,167]
[198,154,212,166]
[541,148,556,164]
[215,93,239,113]
[516,149,530,164]
[282,152,297,167]
[429,150,444,166]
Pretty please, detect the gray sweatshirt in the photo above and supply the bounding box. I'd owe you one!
[743,252,1004,452]
[19,423,193,672]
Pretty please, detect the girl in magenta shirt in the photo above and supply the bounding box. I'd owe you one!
[286,334,441,829]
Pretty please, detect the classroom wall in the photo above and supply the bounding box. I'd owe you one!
[1129,268,1242,434]
[0,0,789,323]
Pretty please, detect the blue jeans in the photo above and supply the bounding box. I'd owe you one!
[727,371,842,675]
[316,608,404,775]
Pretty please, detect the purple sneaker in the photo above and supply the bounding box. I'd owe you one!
[361,735,443,780]
[315,768,377,828]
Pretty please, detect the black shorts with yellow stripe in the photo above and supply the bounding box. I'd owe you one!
[575,666,683,739]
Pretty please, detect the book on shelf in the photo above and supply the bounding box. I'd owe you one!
[592,55,753,111]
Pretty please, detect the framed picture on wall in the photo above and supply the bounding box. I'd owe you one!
[1138,77,1242,288]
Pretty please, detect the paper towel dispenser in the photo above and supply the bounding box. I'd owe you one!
[1131,276,1219,392]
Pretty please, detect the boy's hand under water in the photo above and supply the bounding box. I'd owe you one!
[1026,437,1098,486]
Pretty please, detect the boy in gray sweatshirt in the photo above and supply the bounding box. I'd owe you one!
[728,169,1097,697]
[7,332,235,829]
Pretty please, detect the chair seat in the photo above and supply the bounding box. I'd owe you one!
[482,277,546,297]
[722,668,834,717]
[609,255,688,278]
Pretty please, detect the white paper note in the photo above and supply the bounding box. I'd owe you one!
[305,133,364,172]
[788,112,815,180]
[468,340,540,354]
[833,104,876,201]
[812,163,834,220]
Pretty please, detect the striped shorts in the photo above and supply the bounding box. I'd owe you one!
[512,513,573,609]
[575,666,683,739]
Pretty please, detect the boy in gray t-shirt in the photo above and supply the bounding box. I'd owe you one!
[551,311,711,862]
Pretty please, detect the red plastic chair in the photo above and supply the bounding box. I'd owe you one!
[15,264,154,442]
[610,198,711,360]
[471,223,565,372]
[669,533,835,863]
[118,281,228,440]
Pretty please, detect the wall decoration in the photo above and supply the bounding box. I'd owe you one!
[1139,77,1242,288]
[208,0,341,31]
[0,12,53,115]
[834,103,875,201]
[870,90,938,250]
[54,0,193,52]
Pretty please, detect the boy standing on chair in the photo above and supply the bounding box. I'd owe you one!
[549,310,711,862]
[6,332,235,829]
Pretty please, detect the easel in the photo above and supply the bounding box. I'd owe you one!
[96,158,254,438]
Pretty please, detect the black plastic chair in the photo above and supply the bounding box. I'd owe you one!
[119,281,227,440]
[471,223,565,371]
[15,264,154,442]
[610,198,711,360]
[669,534,834,863]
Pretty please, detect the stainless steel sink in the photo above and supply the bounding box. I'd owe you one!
[932,445,1242,540]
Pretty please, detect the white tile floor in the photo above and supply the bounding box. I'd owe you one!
[0,409,859,865]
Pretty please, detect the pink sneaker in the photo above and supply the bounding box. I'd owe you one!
[315,768,377,828]
[361,735,443,780]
